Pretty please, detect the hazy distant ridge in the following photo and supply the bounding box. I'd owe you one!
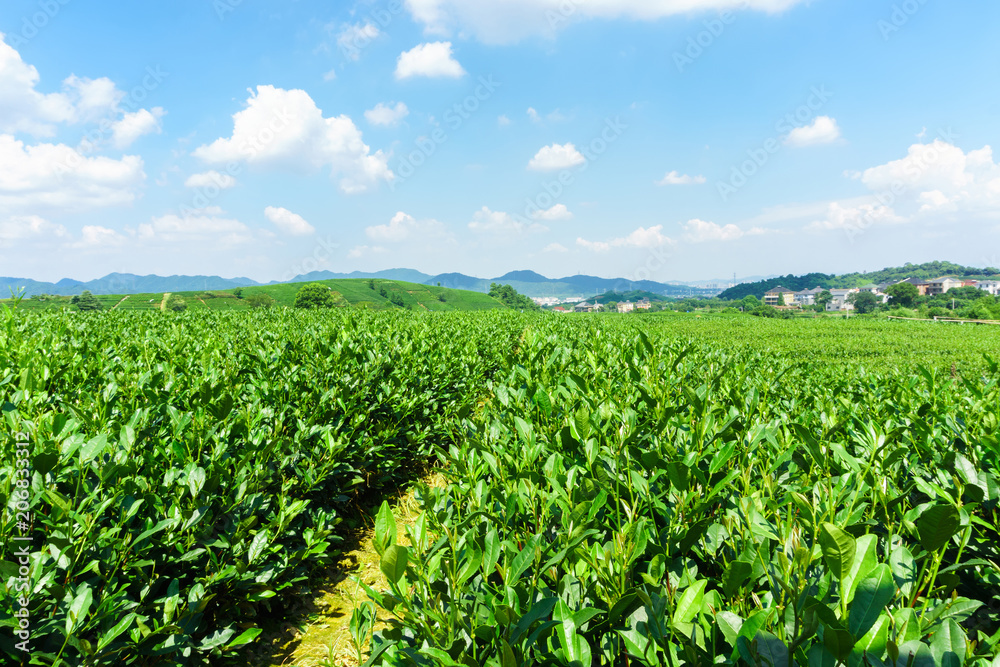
[0,269,718,298]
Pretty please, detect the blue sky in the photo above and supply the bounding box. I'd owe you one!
[2,0,999,283]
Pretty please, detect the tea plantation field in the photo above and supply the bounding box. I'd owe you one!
[1,309,998,666]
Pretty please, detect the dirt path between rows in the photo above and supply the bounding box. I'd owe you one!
[249,474,445,667]
[160,293,171,312]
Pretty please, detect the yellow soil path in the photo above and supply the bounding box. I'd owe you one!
[159,292,171,312]
[251,474,444,667]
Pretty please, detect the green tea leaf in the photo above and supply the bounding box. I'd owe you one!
[380,545,409,584]
[916,504,961,552]
[849,564,895,638]
[673,579,707,626]
[820,523,856,582]
[929,619,966,667]
[66,584,93,635]
[722,560,753,596]
[895,640,935,667]
[248,530,269,564]
[374,501,396,557]
[754,631,789,667]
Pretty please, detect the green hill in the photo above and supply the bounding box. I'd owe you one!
[5,279,506,313]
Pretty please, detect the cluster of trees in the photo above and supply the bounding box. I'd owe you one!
[297,282,408,309]
[165,295,187,312]
[294,284,335,309]
[488,283,539,311]
[886,284,1000,320]
[71,291,102,311]
[246,293,276,309]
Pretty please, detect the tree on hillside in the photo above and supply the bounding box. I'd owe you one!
[848,291,879,314]
[740,295,760,311]
[294,283,334,309]
[166,295,188,312]
[71,291,102,311]
[886,282,919,308]
[246,293,276,309]
[488,283,539,311]
[816,290,833,311]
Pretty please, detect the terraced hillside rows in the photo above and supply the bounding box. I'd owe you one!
[6,279,506,313]
[1,309,999,666]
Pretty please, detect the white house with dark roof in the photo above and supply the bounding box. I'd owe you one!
[926,277,963,296]
[793,287,824,306]
[826,288,859,312]
[976,280,1000,295]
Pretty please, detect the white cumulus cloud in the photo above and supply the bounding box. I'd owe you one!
[807,202,905,232]
[403,0,807,44]
[682,219,766,242]
[138,213,251,244]
[365,211,448,242]
[110,107,165,149]
[0,215,67,242]
[337,23,381,61]
[577,225,674,252]
[657,170,706,186]
[395,42,466,79]
[265,206,316,236]
[811,140,1000,235]
[528,143,585,171]
[543,242,568,253]
[468,206,545,235]
[71,225,127,249]
[192,85,393,194]
[365,102,410,127]
[532,204,573,221]
[348,244,387,259]
[0,134,145,212]
[0,36,163,141]
[785,116,841,147]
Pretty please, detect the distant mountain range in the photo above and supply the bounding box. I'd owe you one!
[1,269,721,299]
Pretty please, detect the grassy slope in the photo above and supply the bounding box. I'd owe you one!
[4,279,505,313]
